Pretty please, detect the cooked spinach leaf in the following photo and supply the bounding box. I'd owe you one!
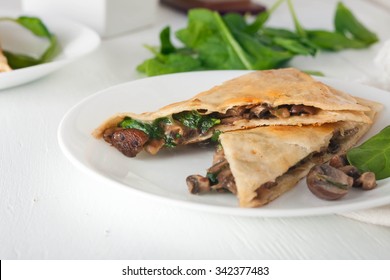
[347,126,390,180]
[207,172,219,185]
[119,117,157,138]
[119,117,179,147]
[173,111,220,133]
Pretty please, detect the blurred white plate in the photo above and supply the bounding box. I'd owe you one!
[58,71,390,217]
[0,11,100,90]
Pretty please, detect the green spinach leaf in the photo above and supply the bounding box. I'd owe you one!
[137,1,379,76]
[119,117,157,138]
[347,126,390,180]
[0,16,59,69]
[160,26,176,55]
[334,2,378,45]
[173,111,220,133]
[119,116,178,147]
[307,30,367,51]
[176,9,251,70]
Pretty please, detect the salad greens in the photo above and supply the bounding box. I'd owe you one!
[0,16,59,69]
[347,126,390,180]
[137,0,378,76]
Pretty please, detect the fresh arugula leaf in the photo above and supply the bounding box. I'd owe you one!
[0,16,59,69]
[347,126,390,180]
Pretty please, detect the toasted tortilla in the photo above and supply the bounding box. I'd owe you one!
[216,98,382,207]
[93,68,371,139]
[0,44,12,73]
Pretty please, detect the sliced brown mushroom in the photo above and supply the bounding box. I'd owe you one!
[355,172,377,190]
[338,165,361,181]
[306,164,353,200]
[110,129,149,157]
[290,105,318,115]
[329,154,349,169]
[186,175,211,194]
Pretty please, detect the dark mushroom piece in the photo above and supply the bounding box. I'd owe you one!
[306,164,354,200]
[212,168,237,194]
[224,106,247,117]
[329,154,349,169]
[290,105,318,115]
[144,139,165,155]
[186,175,211,194]
[338,165,361,181]
[111,128,149,157]
[103,127,122,143]
[355,172,377,190]
[249,104,270,118]
[271,107,290,118]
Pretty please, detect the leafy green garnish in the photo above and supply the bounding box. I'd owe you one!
[173,111,220,133]
[347,126,390,180]
[0,16,59,69]
[137,1,378,76]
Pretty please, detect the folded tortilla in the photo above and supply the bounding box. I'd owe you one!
[93,68,373,157]
[0,43,12,73]
[187,98,382,207]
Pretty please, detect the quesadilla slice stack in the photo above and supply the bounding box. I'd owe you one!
[93,68,372,157]
[186,98,382,207]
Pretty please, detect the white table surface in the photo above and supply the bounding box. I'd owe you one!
[1,0,390,260]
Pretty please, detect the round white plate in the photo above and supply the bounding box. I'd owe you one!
[0,11,100,90]
[58,71,390,217]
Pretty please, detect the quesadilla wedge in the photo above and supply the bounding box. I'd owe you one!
[93,68,372,157]
[186,98,382,207]
[0,43,12,73]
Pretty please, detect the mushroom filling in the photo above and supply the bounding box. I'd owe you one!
[187,127,360,196]
[103,104,318,157]
[186,147,238,195]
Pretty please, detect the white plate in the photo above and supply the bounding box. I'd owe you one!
[58,71,390,217]
[0,11,100,90]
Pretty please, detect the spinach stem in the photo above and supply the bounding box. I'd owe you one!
[269,0,285,14]
[213,11,254,70]
[287,0,307,37]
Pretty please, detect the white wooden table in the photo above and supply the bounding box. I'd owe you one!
[1,0,390,259]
